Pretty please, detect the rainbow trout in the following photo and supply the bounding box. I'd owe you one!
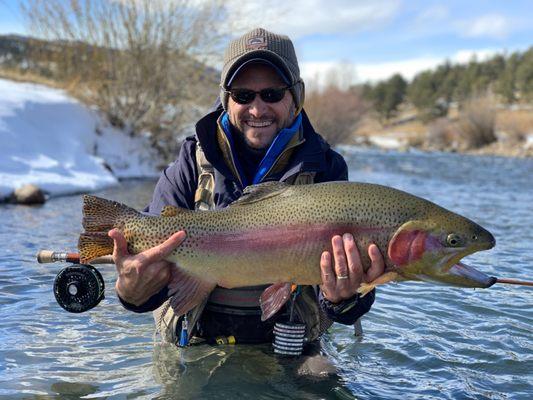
[79,181,496,320]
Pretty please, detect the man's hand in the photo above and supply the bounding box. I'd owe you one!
[319,234,385,304]
[109,229,186,306]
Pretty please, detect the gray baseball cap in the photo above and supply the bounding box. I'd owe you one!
[220,28,305,112]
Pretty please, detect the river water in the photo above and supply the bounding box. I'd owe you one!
[0,148,532,399]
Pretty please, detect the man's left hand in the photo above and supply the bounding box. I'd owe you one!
[319,234,385,304]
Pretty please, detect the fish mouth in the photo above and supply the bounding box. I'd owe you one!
[446,262,497,288]
[414,258,496,288]
[408,242,496,288]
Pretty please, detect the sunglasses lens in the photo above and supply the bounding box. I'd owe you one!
[228,87,289,104]
[231,89,256,104]
[260,88,286,103]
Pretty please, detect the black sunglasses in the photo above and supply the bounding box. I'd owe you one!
[223,84,295,105]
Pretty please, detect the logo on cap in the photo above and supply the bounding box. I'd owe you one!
[246,36,267,50]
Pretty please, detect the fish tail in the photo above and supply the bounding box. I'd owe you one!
[78,195,139,263]
[79,232,114,263]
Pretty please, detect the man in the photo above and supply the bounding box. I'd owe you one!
[108,28,384,346]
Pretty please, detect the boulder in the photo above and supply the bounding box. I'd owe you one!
[11,184,46,204]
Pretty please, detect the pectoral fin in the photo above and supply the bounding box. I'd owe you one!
[168,267,216,316]
[259,283,292,321]
[357,271,400,297]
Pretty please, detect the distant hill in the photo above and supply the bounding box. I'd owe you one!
[0,34,76,75]
[0,34,219,88]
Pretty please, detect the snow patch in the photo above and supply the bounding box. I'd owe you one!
[0,79,161,200]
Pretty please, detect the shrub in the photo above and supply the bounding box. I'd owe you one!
[425,118,457,150]
[457,96,497,149]
[497,109,533,143]
[21,0,224,160]
[304,87,368,145]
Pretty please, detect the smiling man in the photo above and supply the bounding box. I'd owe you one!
[110,28,384,348]
[225,63,296,150]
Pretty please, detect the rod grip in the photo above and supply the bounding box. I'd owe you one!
[37,250,114,264]
[36,250,55,263]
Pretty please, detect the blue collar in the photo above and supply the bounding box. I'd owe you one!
[220,113,302,187]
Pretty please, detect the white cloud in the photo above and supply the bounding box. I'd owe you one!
[452,48,501,63]
[459,14,510,39]
[301,48,505,88]
[224,0,401,38]
[301,58,442,88]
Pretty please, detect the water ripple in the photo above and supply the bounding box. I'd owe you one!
[1,156,532,399]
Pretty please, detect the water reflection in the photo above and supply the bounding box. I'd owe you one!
[152,343,351,400]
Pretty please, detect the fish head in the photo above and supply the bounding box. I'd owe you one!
[388,214,496,288]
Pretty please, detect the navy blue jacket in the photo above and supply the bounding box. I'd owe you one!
[120,108,375,331]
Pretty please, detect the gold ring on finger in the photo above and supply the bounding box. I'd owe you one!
[337,275,349,280]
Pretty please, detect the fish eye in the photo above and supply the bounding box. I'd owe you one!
[471,234,478,241]
[446,233,463,247]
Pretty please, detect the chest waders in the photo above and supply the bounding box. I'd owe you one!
[153,141,335,346]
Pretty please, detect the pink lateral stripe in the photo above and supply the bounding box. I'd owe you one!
[197,223,385,255]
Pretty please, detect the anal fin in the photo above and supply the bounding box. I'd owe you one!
[168,267,216,316]
[259,282,292,321]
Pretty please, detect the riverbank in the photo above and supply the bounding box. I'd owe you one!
[2,77,531,204]
[354,105,533,158]
[0,79,161,202]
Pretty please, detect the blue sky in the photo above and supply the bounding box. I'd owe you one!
[1,0,532,86]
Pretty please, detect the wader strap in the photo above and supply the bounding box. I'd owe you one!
[153,297,208,345]
[293,285,333,341]
[153,298,176,343]
[292,171,316,185]
[194,142,215,211]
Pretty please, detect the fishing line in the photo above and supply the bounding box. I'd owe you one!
[495,278,533,286]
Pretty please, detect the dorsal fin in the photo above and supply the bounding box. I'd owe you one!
[230,182,290,207]
[161,205,187,217]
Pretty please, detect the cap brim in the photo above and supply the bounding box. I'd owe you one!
[224,51,293,87]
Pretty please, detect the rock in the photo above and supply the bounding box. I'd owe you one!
[296,354,337,379]
[11,184,46,204]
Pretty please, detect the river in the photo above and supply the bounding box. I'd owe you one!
[0,148,532,399]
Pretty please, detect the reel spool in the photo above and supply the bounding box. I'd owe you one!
[53,264,105,313]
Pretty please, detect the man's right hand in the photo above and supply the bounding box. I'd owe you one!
[108,229,186,306]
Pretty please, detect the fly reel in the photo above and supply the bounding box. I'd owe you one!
[53,264,105,313]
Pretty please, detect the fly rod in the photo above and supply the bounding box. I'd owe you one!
[37,249,533,287]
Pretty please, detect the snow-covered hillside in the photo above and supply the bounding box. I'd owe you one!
[0,79,161,200]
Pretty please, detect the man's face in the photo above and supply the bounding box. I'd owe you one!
[227,63,296,150]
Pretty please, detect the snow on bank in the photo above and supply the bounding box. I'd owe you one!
[0,79,161,200]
